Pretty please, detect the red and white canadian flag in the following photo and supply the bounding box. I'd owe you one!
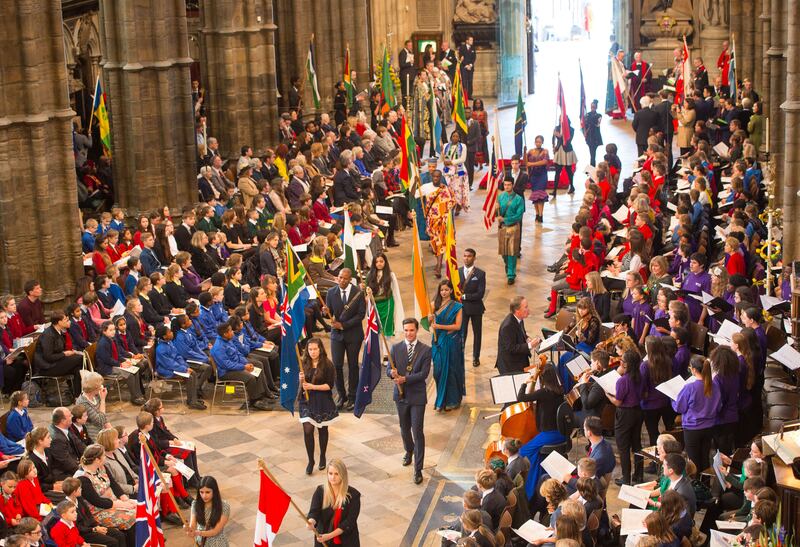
[254,469,291,547]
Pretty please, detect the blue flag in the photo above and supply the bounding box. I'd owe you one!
[279,242,311,413]
[353,298,382,418]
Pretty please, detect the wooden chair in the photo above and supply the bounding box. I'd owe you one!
[687,321,708,354]
[83,343,125,406]
[497,509,513,547]
[146,345,187,410]
[208,356,249,416]
[26,338,75,407]
[765,323,787,352]
[587,507,602,546]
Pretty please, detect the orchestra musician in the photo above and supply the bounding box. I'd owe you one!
[516,362,567,501]
[557,297,602,392]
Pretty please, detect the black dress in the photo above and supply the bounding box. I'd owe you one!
[307,484,360,547]
[298,364,338,428]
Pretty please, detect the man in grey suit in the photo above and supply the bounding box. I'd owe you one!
[388,318,432,484]
[664,453,697,517]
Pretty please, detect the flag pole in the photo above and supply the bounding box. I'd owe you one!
[137,433,188,527]
[411,213,437,342]
[296,345,310,401]
[365,288,403,397]
[257,459,329,547]
[88,75,99,130]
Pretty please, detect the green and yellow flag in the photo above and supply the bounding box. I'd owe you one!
[380,45,397,114]
[91,76,112,157]
[451,61,468,133]
[343,44,354,108]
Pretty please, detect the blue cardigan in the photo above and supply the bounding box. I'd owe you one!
[5,409,33,442]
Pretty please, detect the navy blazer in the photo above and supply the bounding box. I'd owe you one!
[68,315,97,351]
[589,437,616,478]
[139,247,161,276]
[115,331,142,355]
[387,339,432,405]
[459,267,486,315]
[325,285,366,343]
[495,313,530,374]
[95,335,126,376]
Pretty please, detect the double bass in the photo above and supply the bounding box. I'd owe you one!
[484,355,547,464]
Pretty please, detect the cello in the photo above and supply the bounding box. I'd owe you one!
[484,355,547,464]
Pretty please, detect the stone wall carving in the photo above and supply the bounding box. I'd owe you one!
[453,0,497,24]
[700,0,728,26]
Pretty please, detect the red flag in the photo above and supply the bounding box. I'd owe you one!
[483,117,504,230]
[557,76,571,143]
[253,469,291,547]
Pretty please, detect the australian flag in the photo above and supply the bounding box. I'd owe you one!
[353,298,381,418]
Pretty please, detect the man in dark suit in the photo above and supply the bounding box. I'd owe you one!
[174,210,196,252]
[693,58,709,95]
[325,269,366,411]
[664,453,697,517]
[48,407,86,480]
[476,469,507,529]
[465,118,482,188]
[653,89,676,166]
[631,96,660,155]
[388,318,432,484]
[288,76,302,113]
[495,296,534,374]
[693,88,713,122]
[458,36,477,99]
[399,40,417,103]
[332,153,361,206]
[510,155,529,198]
[34,312,83,394]
[459,248,485,367]
[438,41,458,82]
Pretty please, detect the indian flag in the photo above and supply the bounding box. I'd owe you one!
[411,215,432,330]
[342,208,358,272]
[91,76,112,157]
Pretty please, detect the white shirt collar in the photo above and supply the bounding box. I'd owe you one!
[481,487,494,499]
[507,454,518,464]
[33,449,47,463]
[14,408,24,416]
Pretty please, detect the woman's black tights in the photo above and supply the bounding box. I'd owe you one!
[303,423,329,465]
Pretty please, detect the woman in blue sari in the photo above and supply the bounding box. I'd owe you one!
[429,280,465,411]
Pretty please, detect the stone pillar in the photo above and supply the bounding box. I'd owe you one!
[780,0,800,261]
[699,1,729,84]
[200,0,278,158]
[752,0,763,89]
[740,0,756,84]
[767,0,786,163]
[760,0,771,112]
[497,0,527,107]
[0,0,83,302]
[99,0,196,211]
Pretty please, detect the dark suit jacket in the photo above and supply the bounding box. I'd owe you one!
[174,224,195,252]
[333,170,360,206]
[399,48,416,78]
[388,339,432,405]
[495,314,530,374]
[653,100,675,138]
[459,267,486,315]
[48,425,86,480]
[578,379,609,421]
[325,286,366,343]
[694,97,714,122]
[439,48,458,79]
[511,170,529,198]
[465,120,482,151]
[29,449,58,492]
[288,86,302,109]
[33,326,70,372]
[506,455,530,484]
[632,107,660,145]
[481,488,508,530]
[672,475,697,517]
[459,44,476,68]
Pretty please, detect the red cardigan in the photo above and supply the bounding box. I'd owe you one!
[8,313,34,339]
[726,251,746,277]
[0,492,22,524]
[13,477,49,520]
[50,519,85,547]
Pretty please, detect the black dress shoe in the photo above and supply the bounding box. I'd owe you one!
[568,186,575,194]
[187,401,207,410]
[472,359,480,368]
[253,399,272,411]
[402,452,413,466]
[305,461,314,475]
[131,397,146,406]
[387,240,400,247]
[413,471,423,484]
[163,512,183,526]
[614,477,629,486]
[318,457,326,471]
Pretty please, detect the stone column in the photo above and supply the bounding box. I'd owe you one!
[200,0,278,158]
[740,0,756,84]
[751,0,763,89]
[497,0,527,107]
[767,0,786,164]
[699,1,729,84]
[0,0,83,302]
[780,0,800,261]
[760,0,771,112]
[99,0,196,211]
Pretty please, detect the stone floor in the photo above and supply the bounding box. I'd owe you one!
[26,39,644,546]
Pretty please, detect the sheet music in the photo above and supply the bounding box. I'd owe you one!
[375,205,394,215]
[656,375,694,401]
[490,375,519,405]
[760,294,788,310]
[174,459,195,480]
[618,484,651,509]
[711,529,739,547]
[538,331,563,352]
[606,246,624,260]
[611,205,629,224]
[513,520,554,543]
[292,243,308,253]
[620,508,650,536]
[715,521,747,530]
[762,430,800,464]
[540,450,575,483]
[770,344,800,370]
[667,202,678,212]
[713,451,727,489]
[584,164,599,183]
[110,300,126,317]
[592,369,621,396]
[715,320,741,342]
[249,367,262,378]
[353,232,372,250]
[565,355,590,378]
[714,142,730,157]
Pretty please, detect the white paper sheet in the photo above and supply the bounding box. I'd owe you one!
[771,344,800,370]
[513,520,554,543]
[375,205,394,215]
[606,246,624,260]
[715,521,747,530]
[174,459,195,480]
[620,508,650,536]
[110,300,126,317]
[249,367,262,377]
[713,450,727,488]
[565,355,590,378]
[540,450,576,482]
[437,529,462,541]
[760,294,788,310]
[656,375,694,401]
[612,205,629,224]
[710,529,739,547]
[618,484,652,509]
[592,369,621,396]
[292,243,308,253]
[353,232,372,250]
[714,142,730,157]
[538,331,563,352]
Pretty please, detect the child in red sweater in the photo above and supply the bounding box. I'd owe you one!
[12,458,51,520]
[49,500,88,547]
[0,471,22,526]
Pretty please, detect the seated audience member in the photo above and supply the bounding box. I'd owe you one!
[12,517,45,546]
[474,468,506,530]
[93,322,146,406]
[95,429,137,498]
[12,458,51,520]
[502,438,530,485]
[154,325,209,410]
[0,471,22,528]
[209,323,272,411]
[48,499,86,547]
[33,312,83,394]
[644,511,679,547]
[459,509,495,547]
[6,391,33,442]
[662,453,696,517]
[68,404,93,447]
[141,398,201,485]
[61,476,126,547]
[24,426,64,503]
[65,303,97,352]
[73,374,112,440]
[439,490,493,546]
[48,407,85,480]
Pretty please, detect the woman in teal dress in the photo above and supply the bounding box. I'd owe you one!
[428,280,465,411]
[366,253,404,337]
